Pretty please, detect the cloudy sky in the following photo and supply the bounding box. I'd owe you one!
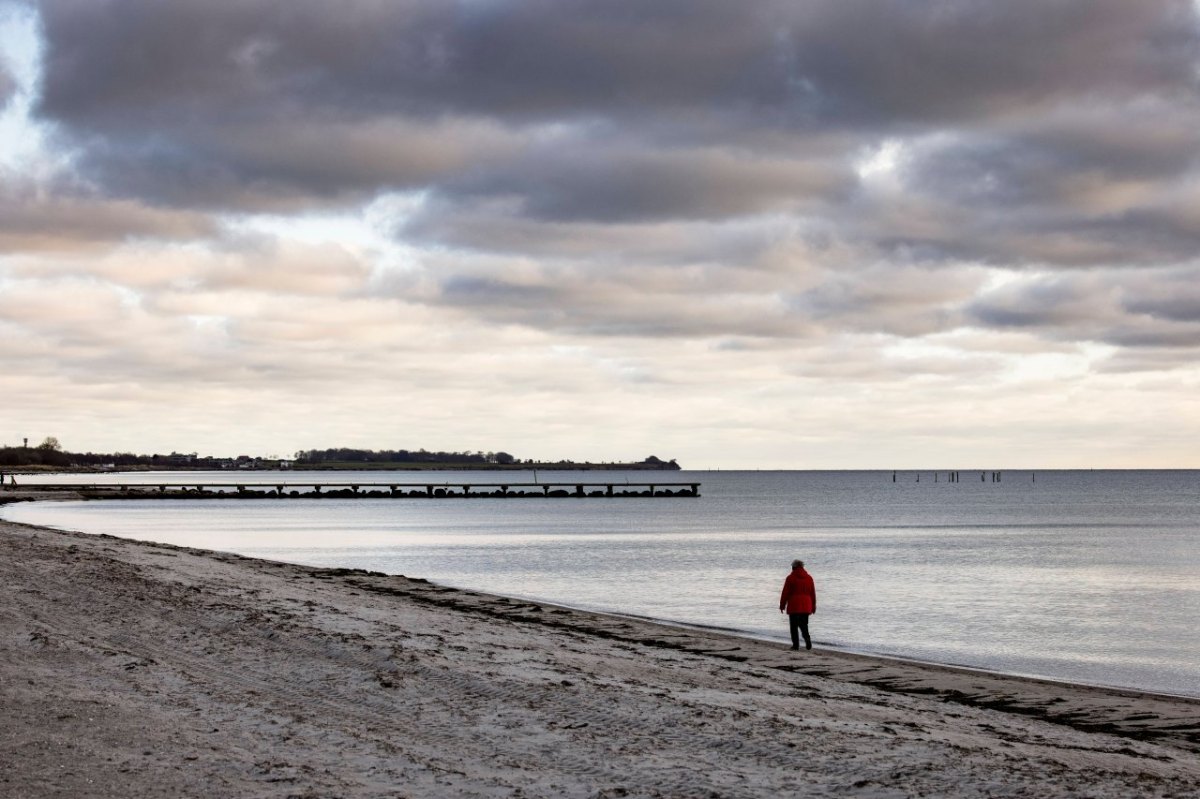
[2,0,1200,468]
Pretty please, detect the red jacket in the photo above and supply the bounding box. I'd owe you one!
[779,568,816,614]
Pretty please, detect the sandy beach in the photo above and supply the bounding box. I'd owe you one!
[2,513,1199,798]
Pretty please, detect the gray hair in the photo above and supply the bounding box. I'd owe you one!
[792,559,804,569]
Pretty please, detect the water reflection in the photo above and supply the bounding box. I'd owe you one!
[4,469,1199,696]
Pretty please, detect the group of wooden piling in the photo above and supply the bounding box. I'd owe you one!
[892,471,1026,483]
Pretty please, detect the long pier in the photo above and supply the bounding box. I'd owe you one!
[17,480,701,499]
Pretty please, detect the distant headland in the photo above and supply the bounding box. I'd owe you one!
[0,439,682,473]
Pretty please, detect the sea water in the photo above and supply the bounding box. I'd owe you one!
[4,469,1198,697]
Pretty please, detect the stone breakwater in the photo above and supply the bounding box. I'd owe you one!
[4,481,701,501]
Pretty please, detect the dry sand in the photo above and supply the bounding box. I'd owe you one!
[2,513,1199,798]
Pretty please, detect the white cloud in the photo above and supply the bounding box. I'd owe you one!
[4,0,1200,466]
[854,137,906,189]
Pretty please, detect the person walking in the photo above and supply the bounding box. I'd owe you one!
[779,559,816,650]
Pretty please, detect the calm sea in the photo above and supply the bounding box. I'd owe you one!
[4,469,1198,698]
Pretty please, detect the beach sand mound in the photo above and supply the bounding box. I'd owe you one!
[2,519,1198,798]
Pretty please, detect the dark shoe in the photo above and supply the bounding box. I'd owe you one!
[805,642,812,650]
[790,645,800,651]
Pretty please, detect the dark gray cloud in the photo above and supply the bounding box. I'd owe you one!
[33,0,1200,211]
[16,0,1200,360]
[907,130,1196,211]
[1123,282,1200,324]
[65,116,523,210]
[38,0,1197,128]
[1110,269,1200,348]
[878,105,1200,266]
[969,278,1095,330]
[861,205,1200,270]
[1097,345,1200,373]
[786,263,982,337]
[779,0,1198,123]
[967,266,1200,350]
[433,141,853,223]
[0,180,215,252]
[424,252,818,340]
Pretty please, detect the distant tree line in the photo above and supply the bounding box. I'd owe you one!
[1,438,679,471]
[294,448,516,465]
[0,439,221,469]
[292,449,679,469]
[0,437,73,468]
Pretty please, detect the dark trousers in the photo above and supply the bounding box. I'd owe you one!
[788,613,811,649]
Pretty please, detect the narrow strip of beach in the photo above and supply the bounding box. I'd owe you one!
[2,516,1199,798]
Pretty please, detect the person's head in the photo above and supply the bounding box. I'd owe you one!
[792,559,804,570]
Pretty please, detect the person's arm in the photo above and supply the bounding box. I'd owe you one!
[779,577,791,613]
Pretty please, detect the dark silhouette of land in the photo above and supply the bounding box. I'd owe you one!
[0,441,681,473]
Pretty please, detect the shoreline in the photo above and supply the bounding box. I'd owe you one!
[4,491,1196,704]
[452,588,1200,705]
[3,518,1200,796]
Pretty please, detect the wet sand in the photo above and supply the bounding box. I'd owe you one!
[2,515,1199,797]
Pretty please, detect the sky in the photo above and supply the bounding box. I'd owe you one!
[2,0,1200,469]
